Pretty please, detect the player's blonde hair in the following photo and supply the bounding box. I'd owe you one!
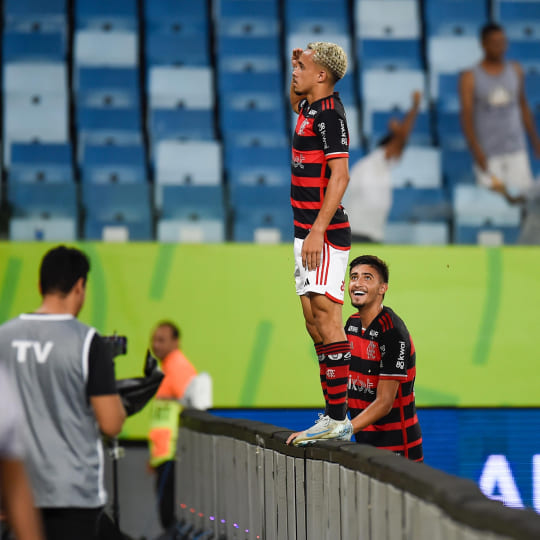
[307,41,348,81]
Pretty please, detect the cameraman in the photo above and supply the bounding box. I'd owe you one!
[0,245,126,540]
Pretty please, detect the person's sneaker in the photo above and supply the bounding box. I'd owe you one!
[293,413,353,447]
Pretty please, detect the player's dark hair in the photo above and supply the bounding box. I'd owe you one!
[349,255,389,284]
[156,321,181,340]
[480,22,504,42]
[40,245,90,296]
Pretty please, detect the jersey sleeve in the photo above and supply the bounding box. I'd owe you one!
[378,328,410,380]
[87,333,118,397]
[314,109,349,159]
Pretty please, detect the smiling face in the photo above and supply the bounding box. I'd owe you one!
[348,264,388,310]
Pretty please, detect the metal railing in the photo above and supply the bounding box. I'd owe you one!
[177,409,540,540]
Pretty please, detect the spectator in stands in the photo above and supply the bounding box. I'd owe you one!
[0,245,126,540]
[491,176,540,244]
[345,91,422,243]
[0,363,44,540]
[148,321,212,534]
[460,22,540,190]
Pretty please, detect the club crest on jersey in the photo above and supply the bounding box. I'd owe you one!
[367,341,378,360]
[298,118,310,136]
[292,153,305,169]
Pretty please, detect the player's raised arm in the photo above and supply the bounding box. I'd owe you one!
[290,48,306,114]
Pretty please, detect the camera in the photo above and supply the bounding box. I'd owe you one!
[102,334,127,358]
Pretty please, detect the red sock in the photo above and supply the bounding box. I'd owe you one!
[321,341,351,420]
[315,342,328,413]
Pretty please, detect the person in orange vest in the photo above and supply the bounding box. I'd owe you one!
[147,321,201,533]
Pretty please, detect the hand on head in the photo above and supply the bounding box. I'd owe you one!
[291,48,303,68]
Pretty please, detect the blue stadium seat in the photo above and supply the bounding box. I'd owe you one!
[507,41,540,73]
[157,185,225,242]
[149,109,215,143]
[145,0,207,35]
[370,110,433,147]
[8,182,77,218]
[154,140,223,187]
[4,62,66,93]
[146,33,210,67]
[231,185,293,243]
[221,108,287,142]
[75,67,139,108]
[285,0,348,34]
[226,145,290,186]
[74,30,137,67]
[427,36,482,98]
[455,225,520,245]
[453,184,521,244]
[75,0,138,31]
[388,187,450,222]
[217,36,281,73]
[4,0,66,32]
[76,107,142,147]
[9,218,77,241]
[4,94,69,165]
[437,73,461,113]
[424,0,487,37]
[361,69,426,134]
[155,185,227,238]
[436,112,466,149]
[160,185,224,219]
[384,222,449,245]
[217,71,283,95]
[391,147,442,189]
[81,144,146,183]
[216,0,279,37]
[9,143,73,183]
[3,31,65,62]
[358,39,423,71]
[148,66,214,109]
[355,0,420,39]
[82,183,152,240]
[441,148,475,188]
[496,1,540,41]
[525,72,540,113]
[220,91,283,111]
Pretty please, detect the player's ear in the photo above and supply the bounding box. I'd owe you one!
[380,283,388,295]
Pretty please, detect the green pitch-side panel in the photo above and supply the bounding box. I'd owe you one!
[1,242,539,438]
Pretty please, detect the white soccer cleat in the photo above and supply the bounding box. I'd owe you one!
[293,413,353,447]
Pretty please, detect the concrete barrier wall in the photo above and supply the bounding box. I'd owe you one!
[177,410,540,540]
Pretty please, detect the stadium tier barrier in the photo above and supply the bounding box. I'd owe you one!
[176,409,540,540]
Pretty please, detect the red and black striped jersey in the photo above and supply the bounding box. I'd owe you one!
[345,306,423,461]
[291,93,351,249]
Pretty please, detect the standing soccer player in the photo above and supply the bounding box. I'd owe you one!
[289,42,353,446]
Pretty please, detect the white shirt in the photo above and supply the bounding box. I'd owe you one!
[344,147,395,242]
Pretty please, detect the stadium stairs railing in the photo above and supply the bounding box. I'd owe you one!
[177,409,540,540]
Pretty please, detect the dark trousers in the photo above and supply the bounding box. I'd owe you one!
[41,507,103,540]
[155,461,176,530]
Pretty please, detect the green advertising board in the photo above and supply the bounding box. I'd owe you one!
[1,242,539,438]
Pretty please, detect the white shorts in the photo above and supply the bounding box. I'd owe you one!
[475,150,534,190]
[294,237,350,304]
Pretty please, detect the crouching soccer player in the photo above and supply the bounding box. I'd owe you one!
[289,255,423,462]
